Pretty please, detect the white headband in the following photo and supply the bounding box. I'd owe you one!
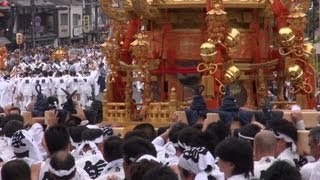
[274,132,297,152]
[49,165,76,177]
[92,136,103,144]
[136,154,160,163]
[69,138,80,148]
[238,132,255,141]
[172,142,179,148]
[178,140,191,150]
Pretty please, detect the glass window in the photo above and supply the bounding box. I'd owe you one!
[60,13,68,26]
[73,14,80,27]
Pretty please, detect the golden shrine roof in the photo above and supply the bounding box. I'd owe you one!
[151,0,266,9]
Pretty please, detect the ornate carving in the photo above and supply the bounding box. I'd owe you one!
[131,0,161,19]
[100,0,136,21]
[0,44,8,70]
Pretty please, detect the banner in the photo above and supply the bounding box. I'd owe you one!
[83,15,90,33]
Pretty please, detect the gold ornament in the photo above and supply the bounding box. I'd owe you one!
[225,28,241,48]
[52,47,67,61]
[130,32,150,66]
[206,0,228,43]
[0,44,7,69]
[303,43,316,67]
[200,39,217,62]
[224,65,240,84]
[286,64,303,84]
[279,27,296,47]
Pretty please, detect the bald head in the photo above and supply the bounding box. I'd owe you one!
[254,130,277,159]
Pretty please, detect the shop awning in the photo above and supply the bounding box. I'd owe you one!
[0,37,11,45]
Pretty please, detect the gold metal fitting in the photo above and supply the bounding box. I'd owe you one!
[224,65,240,84]
[287,64,304,84]
[279,27,296,47]
[225,28,241,48]
[200,39,217,62]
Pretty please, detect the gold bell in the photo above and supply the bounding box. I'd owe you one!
[279,27,296,47]
[225,28,241,48]
[200,39,217,62]
[303,43,316,64]
[287,64,304,84]
[224,65,240,84]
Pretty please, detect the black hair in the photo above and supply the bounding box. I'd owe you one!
[133,123,156,142]
[261,160,301,180]
[65,116,82,127]
[1,159,31,180]
[238,124,262,146]
[83,109,97,124]
[44,124,70,155]
[122,136,157,164]
[192,123,203,131]
[266,119,298,142]
[168,122,188,144]
[130,159,162,180]
[206,121,230,142]
[215,137,253,178]
[191,131,220,157]
[90,100,103,123]
[69,126,88,144]
[124,130,149,140]
[81,128,103,141]
[0,114,24,130]
[157,126,170,136]
[49,151,76,180]
[143,166,178,180]
[103,136,124,162]
[3,120,23,138]
[178,127,201,152]
[309,126,320,145]
[9,107,21,114]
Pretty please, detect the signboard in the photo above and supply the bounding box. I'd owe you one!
[83,15,90,33]
[73,27,82,36]
[16,33,24,45]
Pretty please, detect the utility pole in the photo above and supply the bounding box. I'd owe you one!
[30,0,36,48]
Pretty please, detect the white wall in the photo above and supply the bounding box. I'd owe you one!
[58,6,69,38]
[70,5,83,38]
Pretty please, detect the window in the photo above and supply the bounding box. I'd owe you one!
[60,13,68,26]
[73,14,81,27]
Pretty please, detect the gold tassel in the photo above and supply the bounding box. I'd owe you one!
[207,75,215,98]
[201,76,208,97]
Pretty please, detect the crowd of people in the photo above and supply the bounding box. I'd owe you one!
[0,78,317,180]
[0,44,107,111]
[0,45,319,180]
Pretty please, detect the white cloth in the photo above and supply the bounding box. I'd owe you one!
[71,137,103,160]
[136,154,160,163]
[254,156,276,179]
[301,161,318,180]
[227,174,247,180]
[27,123,47,160]
[178,147,223,180]
[310,161,320,180]
[277,148,299,166]
[0,137,14,163]
[39,158,91,180]
[152,136,179,166]
[99,158,125,180]
[10,130,43,162]
[76,152,107,179]
[157,142,179,166]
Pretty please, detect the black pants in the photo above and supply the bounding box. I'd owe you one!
[98,76,106,92]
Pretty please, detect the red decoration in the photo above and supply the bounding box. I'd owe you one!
[1,0,8,7]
